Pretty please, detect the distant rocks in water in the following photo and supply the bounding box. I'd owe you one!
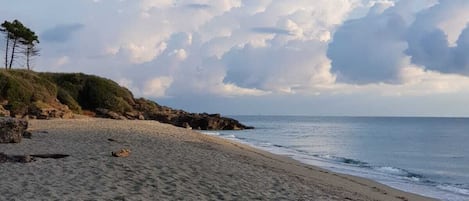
[0,117,28,143]
[112,148,131,157]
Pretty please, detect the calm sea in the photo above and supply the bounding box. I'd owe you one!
[202,116,469,201]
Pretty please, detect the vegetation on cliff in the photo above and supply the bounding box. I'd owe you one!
[0,69,252,130]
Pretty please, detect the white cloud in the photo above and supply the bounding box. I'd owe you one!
[143,76,174,98]
[54,56,70,67]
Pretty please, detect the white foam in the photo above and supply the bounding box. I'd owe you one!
[437,185,469,196]
[200,131,220,136]
[374,166,407,176]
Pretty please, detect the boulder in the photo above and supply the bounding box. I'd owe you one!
[0,117,28,143]
[96,108,127,120]
[22,131,32,139]
[28,101,73,119]
[112,148,131,157]
[0,105,10,117]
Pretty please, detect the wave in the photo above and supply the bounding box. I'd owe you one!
[200,131,220,136]
[437,184,469,196]
[311,154,425,181]
[312,154,369,166]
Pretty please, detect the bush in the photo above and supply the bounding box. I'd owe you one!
[1,70,137,116]
[57,88,82,113]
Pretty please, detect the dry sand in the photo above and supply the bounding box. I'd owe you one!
[0,118,437,201]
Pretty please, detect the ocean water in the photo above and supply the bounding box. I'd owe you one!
[202,116,469,201]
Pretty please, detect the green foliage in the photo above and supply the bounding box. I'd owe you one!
[41,72,135,114]
[80,76,133,113]
[0,70,137,116]
[57,87,82,113]
[0,70,56,103]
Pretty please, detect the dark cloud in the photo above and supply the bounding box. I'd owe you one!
[185,4,211,10]
[405,0,469,74]
[251,27,293,35]
[327,4,408,84]
[41,23,84,43]
[328,0,469,84]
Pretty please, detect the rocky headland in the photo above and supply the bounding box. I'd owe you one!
[0,70,252,130]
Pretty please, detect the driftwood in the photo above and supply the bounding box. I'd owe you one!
[0,153,69,163]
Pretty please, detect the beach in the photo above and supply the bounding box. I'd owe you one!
[0,118,436,200]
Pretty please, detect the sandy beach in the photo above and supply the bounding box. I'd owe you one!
[0,118,436,200]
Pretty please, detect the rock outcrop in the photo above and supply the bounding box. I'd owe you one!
[28,101,74,119]
[0,117,28,143]
[0,105,10,117]
[134,98,254,130]
[0,70,253,130]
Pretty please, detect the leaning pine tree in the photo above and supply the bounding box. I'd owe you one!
[19,27,39,70]
[0,19,39,70]
[0,21,12,69]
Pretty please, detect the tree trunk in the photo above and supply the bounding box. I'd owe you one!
[4,35,8,69]
[26,47,30,70]
[8,38,16,69]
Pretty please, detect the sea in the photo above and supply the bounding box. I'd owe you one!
[202,116,469,201]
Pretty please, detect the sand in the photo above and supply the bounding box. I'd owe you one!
[0,118,437,201]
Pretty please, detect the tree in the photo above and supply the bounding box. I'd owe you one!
[0,19,39,70]
[19,27,40,70]
[0,21,12,69]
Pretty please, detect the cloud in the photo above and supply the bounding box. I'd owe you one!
[41,23,84,43]
[327,1,416,84]
[328,0,469,84]
[142,76,174,98]
[185,3,211,10]
[251,27,293,35]
[405,0,469,74]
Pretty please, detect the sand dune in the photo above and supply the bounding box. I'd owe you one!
[0,118,436,200]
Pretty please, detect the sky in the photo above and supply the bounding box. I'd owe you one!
[1,0,469,116]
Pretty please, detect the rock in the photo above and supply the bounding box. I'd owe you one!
[181,122,192,129]
[28,101,74,119]
[0,105,10,117]
[124,111,145,120]
[112,148,131,157]
[0,117,28,143]
[22,131,32,139]
[96,108,127,120]
[133,98,254,130]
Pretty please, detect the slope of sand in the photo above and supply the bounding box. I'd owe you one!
[0,118,436,200]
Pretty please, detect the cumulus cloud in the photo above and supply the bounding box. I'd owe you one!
[328,0,469,84]
[406,0,469,74]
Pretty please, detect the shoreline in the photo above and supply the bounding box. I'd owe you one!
[0,118,436,200]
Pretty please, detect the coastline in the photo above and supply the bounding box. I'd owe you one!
[0,118,436,200]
